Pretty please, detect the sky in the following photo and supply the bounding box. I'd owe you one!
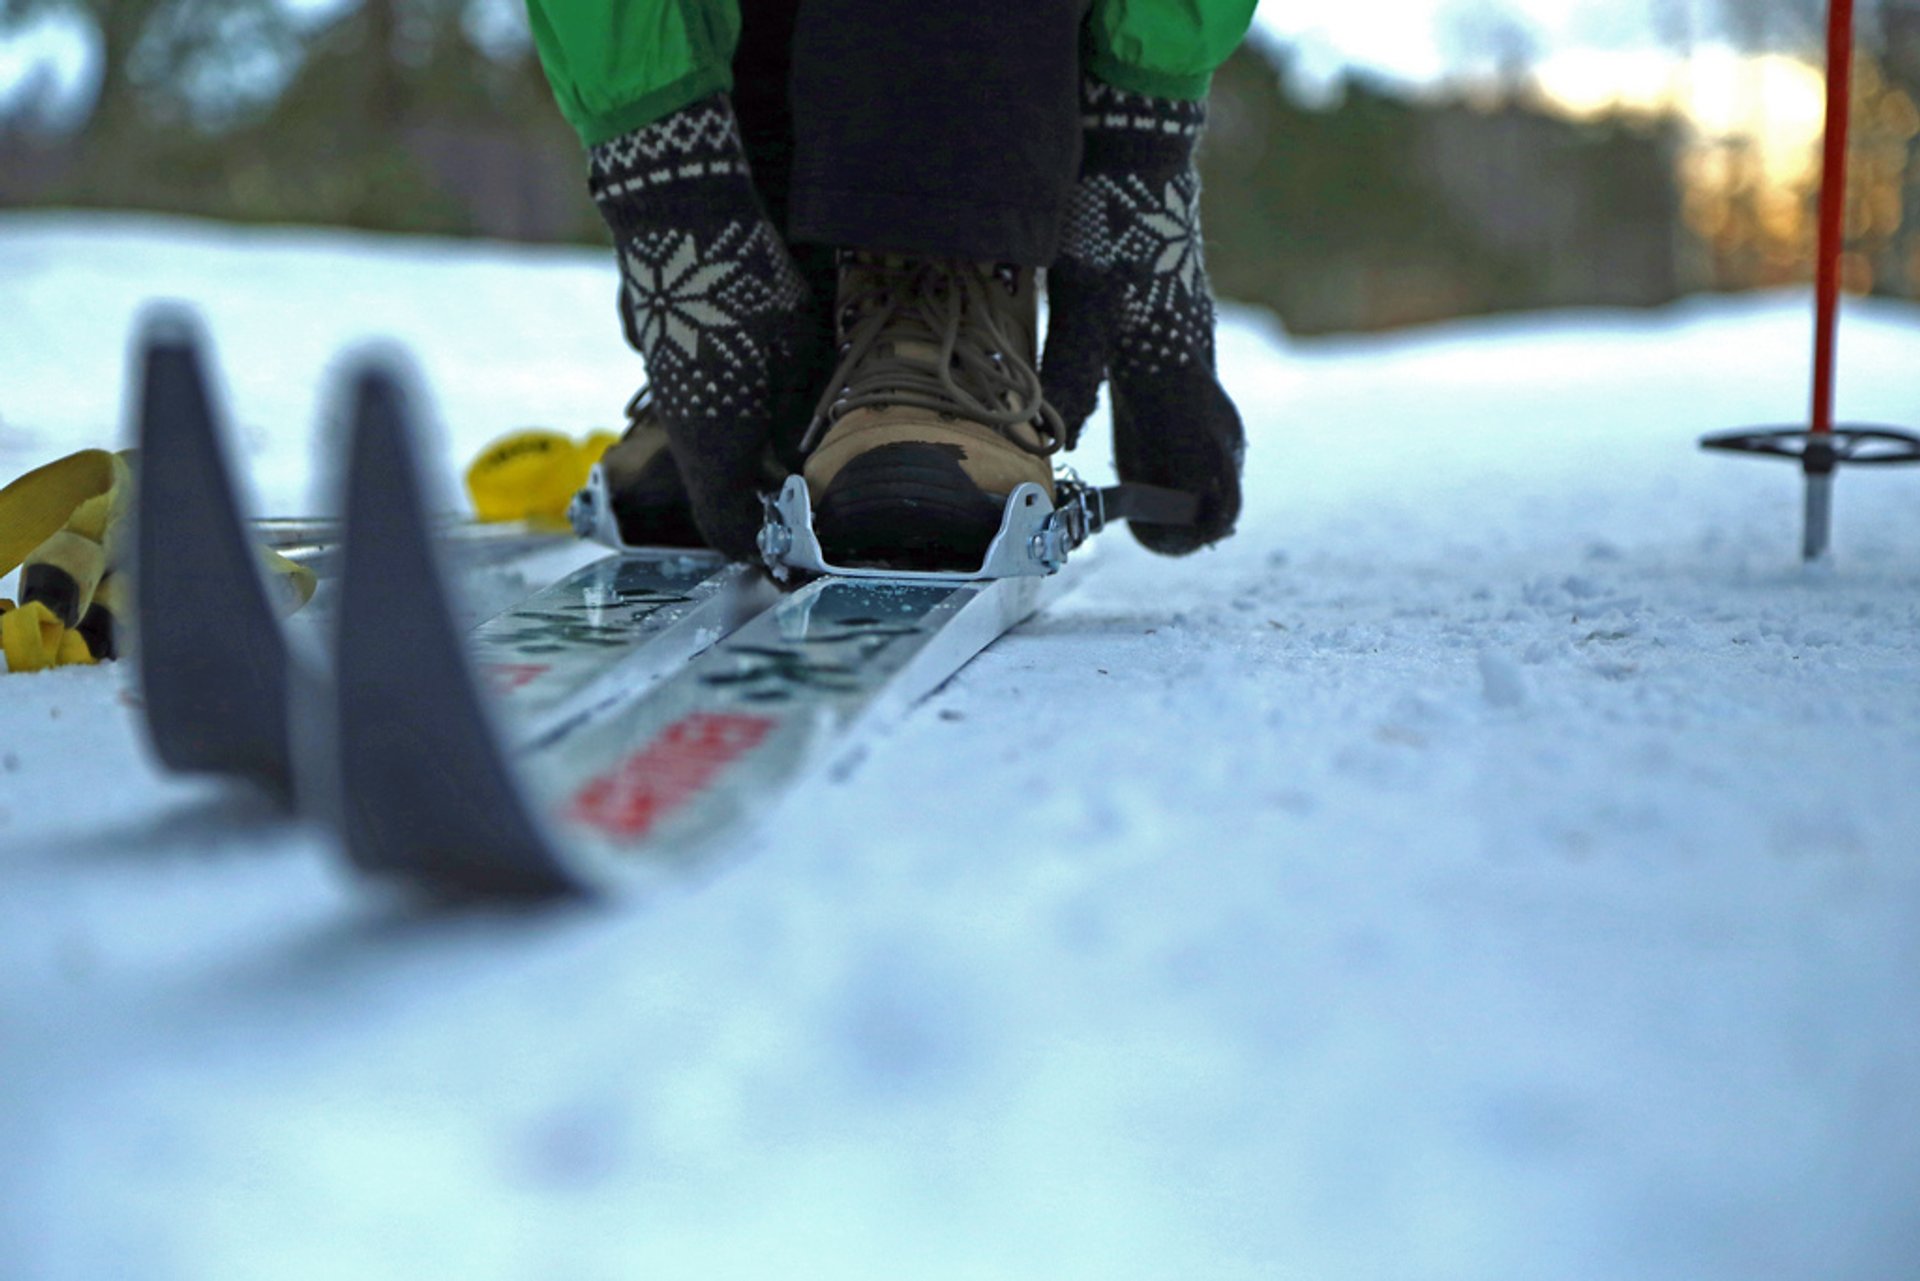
[1253,2,1829,176]
[1255,0,1670,91]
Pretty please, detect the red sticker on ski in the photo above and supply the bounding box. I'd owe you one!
[566,712,778,840]
[481,662,551,694]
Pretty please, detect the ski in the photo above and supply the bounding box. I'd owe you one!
[463,550,772,747]
[131,315,768,809]
[253,515,568,578]
[133,312,315,805]
[329,364,1095,898]
[267,524,564,579]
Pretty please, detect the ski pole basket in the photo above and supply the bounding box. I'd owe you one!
[1697,0,1920,561]
[1699,427,1920,469]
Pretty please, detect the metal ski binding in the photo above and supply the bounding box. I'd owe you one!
[581,454,1199,582]
[568,462,625,550]
[757,469,1128,584]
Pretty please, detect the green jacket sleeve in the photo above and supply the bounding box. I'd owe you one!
[525,0,741,147]
[1084,0,1259,100]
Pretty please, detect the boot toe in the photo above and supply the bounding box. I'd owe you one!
[811,442,1012,570]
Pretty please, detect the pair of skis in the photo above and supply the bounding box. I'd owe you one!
[132,313,1145,900]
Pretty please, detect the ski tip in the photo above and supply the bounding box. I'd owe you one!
[337,359,459,594]
[330,348,455,531]
[132,313,214,456]
[132,300,208,358]
[343,362,413,486]
[333,358,579,900]
[130,307,297,804]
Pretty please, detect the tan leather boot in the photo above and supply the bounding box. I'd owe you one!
[801,256,1063,569]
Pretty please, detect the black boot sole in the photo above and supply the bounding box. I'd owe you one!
[610,450,706,548]
[812,442,1008,571]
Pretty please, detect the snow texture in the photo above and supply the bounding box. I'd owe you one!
[4,212,1919,1281]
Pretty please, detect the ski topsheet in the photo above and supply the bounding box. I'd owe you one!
[331,365,1085,898]
[130,317,766,810]
[517,571,1067,890]
[467,550,769,744]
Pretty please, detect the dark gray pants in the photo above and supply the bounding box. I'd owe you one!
[732,0,1087,266]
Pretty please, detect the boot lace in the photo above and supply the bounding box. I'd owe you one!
[802,258,1064,457]
[622,384,652,429]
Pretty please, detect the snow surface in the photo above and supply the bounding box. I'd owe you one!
[4,212,1920,1281]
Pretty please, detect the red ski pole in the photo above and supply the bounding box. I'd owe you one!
[1804,0,1856,558]
[1699,0,1920,556]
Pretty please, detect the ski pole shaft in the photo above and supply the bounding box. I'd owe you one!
[1811,0,1855,440]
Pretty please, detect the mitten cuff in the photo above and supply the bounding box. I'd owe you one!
[1078,77,1207,179]
[587,94,759,243]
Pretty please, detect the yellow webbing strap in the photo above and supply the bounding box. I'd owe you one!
[1,449,128,672]
[465,429,615,524]
[0,599,96,672]
[0,449,118,579]
[2,447,316,673]
[260,545,319,615]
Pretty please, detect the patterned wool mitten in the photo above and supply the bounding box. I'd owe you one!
[589,94,827,560]
[1042,79,1245,555]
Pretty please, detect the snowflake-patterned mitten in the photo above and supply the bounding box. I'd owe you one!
[1041,78,1244,555]
[589,93,827,560]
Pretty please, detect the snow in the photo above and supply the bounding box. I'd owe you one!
[5,211,1920,1280]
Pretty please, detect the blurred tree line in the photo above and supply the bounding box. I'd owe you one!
[1,0,1915,331]
[1678,0,1920,298]
[1199,36,1684,331]
[0,0,596,238]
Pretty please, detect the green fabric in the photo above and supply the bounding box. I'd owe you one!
[524,0,1256,146]
[526,0,740,147]
[1084,0,1260,101]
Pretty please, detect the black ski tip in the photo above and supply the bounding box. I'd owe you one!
[333,359,579,900]
[131,307,297,804]
[135,301,204,353]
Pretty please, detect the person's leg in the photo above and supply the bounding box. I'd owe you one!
[729,0,800,230]
[731,0,837,425]
[787,1,1087,267]
[775,3,1082,567]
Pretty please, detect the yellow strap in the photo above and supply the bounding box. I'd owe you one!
[1,599,97,673]
[4,448,336,674]
[0,449,118,578]
[259,545,319,616]
[465,429,615,524]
